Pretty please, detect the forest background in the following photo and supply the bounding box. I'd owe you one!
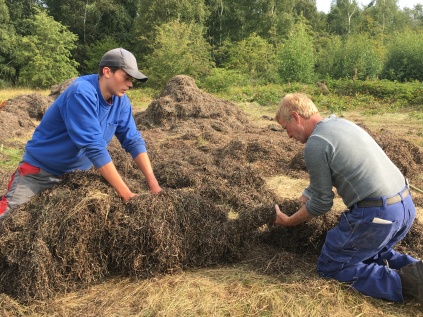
[1,0,423,97]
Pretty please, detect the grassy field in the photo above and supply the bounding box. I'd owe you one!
[1,86,422,316]
[0,88,50,101]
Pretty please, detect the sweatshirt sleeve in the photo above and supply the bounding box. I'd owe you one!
[61,87,112,169]
[114,96,147,158]
[303,136,335,216]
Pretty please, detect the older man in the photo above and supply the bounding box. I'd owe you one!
[274,92,422,303]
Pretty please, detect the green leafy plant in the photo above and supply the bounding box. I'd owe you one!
[16,10,79,88]
[277,21,316,84]
[223,33,279,84]
[382,30,423,82]
[145,20,214,89]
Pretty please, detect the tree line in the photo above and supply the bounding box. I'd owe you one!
[1,0,423,89]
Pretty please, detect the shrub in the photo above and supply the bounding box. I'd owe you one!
[146,20,214,89]
[277,22,316,84]
[223,33,279,84]
[316,34,382,80]
[382,31,423,82]
[200,68,248,93]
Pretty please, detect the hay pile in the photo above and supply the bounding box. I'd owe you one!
[0,75,422,303]
[48,78,76,100]
[0,93,53,144]
[356,123,423,180]
[0,77,75,146]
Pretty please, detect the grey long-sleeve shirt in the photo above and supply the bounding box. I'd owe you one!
[303,116,405,216]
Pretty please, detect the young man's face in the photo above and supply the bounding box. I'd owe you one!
[107,68,134,97]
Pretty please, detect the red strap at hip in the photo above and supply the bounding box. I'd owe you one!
[18,162,40,176]
[0,196,8,214]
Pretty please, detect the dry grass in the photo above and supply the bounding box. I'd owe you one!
[0,88,49,101]
[10,267,421,317]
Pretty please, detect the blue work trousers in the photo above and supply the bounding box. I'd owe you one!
[317,188,417,302]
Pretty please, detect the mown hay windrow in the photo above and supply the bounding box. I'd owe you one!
[49,78,76,100]
[0,75,422,303]
[107,190,247,277]
[359,123,423,185]
[0,293,29,316]
[0,80,77,145]
[259,201,342,255]
[0,91,53,144]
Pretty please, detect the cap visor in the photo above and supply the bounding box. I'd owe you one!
[123,68,148,82]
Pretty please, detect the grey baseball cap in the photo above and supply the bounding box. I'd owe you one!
[99,48,148,82]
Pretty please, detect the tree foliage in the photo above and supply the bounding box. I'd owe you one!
[206,0,296,48]
[277,22,316,83]
[17,10,79,88]
[1,0,423,87]
[327,0,361,34]
[223,33,278,83]
[316,34,382,80]
[145,20,214,88]
[0,0,18,84]
[134,0,209,60]
[382,30,423,82]
[84,37,120,74]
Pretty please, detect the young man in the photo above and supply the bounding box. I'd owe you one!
[0,48,161,219]
[274,92,423,303]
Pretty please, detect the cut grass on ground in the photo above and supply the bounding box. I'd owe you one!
[17,267,422,317]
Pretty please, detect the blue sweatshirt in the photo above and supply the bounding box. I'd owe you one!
[23,74,147,176]
[303,116,405,216]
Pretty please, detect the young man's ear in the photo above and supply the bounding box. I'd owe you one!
[102,67,112,78]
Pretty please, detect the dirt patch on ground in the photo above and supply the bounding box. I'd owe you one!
[0,75,422,303]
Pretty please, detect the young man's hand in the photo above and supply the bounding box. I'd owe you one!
[122,191,137,202]
[149,184,162,194]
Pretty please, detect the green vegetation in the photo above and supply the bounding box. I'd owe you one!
[146,20,215,89]
[210,80,423,115]
[1,0,423,88]
[16,10,78,88]
[0,88,49,101]
[0,145,23,169]
[126,87,156,112]
[223,33,278,84]
[382,31,423,82]
[278,22,316,84]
